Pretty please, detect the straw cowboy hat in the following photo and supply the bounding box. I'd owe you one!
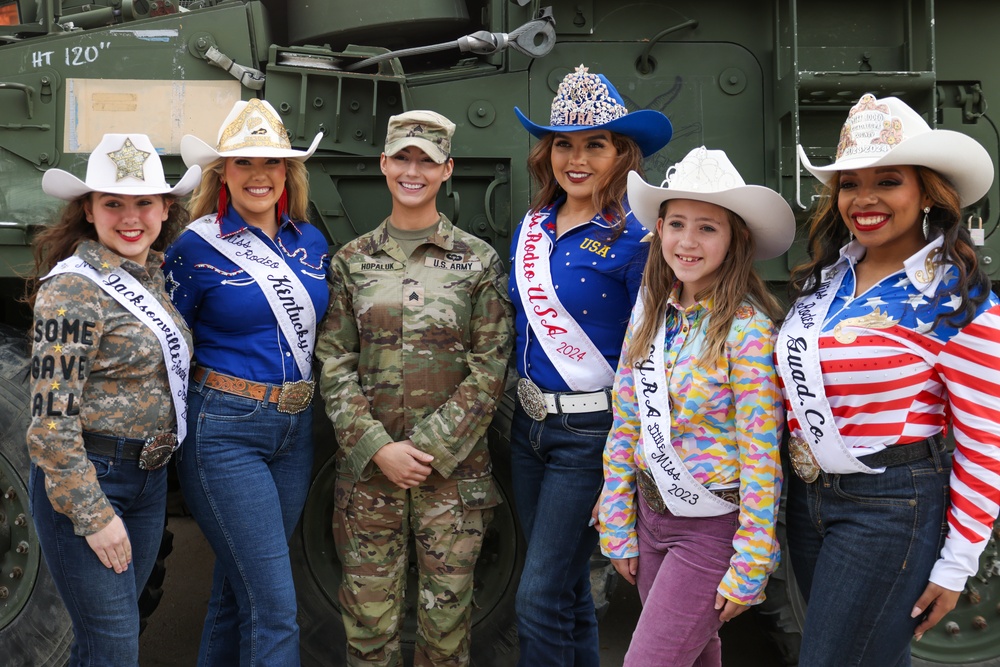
[514,64,673,157]
[42,133,201,200]
[628,146,796,260]
[797,93,994,207]
[181,98,323,167]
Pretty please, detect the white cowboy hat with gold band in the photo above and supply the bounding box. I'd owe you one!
[181,98,323,167]
[797,93,994,207]
[42,133,201,201]
[628,146,796,261]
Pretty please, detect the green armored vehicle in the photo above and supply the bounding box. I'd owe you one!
[1,1,998,665]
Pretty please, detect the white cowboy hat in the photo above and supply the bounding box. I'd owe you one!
[181,98,323,167]
[797,93,994,207]
[42,133,201,201]
[628,146,796,260]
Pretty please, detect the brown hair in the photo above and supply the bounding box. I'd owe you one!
[188,158,311,222]
[625,200,785,368]
[789,166,989,328]
[24,193,189,309]
[526,132,644,242]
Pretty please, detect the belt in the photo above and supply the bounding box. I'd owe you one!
[856,435,944,469]
[192,366,314,415]
[83,433,145,460]
[82,431,176,471]
[517,378,611,421]
[636,468,739,514]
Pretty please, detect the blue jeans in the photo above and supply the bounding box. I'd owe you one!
[510,403,610,667]
[30,448,167,667]
[786,448,951,667]
[177,382,313,667]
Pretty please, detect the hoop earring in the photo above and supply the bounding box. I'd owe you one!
[922,206,931,239]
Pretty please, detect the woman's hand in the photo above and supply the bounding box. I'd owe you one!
[85,515,132,573]
[612,556,638,586]
[715,594,750,622]
[373,440,435,489]
[912,582,961,641]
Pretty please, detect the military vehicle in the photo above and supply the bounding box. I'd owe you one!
[1,0,998,665]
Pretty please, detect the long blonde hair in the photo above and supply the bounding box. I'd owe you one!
[625,200,784,368]
[188,158,311,222]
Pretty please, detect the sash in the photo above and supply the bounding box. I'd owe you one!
[776,260,877,475]
[46,259,190,446]
[632,299,738,517]
[188,216,316,379]
[513,209,615,390]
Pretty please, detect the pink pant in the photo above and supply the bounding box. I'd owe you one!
[623,493,739,667]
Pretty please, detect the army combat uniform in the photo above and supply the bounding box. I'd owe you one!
[27,239,192,535]
[316,214,513,666]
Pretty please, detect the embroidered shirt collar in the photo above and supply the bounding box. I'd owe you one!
[838,235,948,295]
[218,208,302,239]
[541,194,626,236]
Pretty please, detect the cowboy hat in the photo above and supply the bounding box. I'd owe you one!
[797,93,994,207]
[42,133,201,201]
[181,98,323,167]
[514,64,673,157]
[628,146,796,260]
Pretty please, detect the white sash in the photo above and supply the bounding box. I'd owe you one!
[188,216,316,379]
[47,259,190,445]
[513,209,615,390]
[632,299,738,517]
[777,261,877,475]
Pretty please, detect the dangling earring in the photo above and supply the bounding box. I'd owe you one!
[276,189,289,221]
[922,206,931,239]
[216,185,228,223]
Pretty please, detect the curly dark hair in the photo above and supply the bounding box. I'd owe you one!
[789,166,989,328]
[24,193,190,309]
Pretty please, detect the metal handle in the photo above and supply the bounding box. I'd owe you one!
[0,83,34,119]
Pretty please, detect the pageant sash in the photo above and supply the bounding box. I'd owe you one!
[513,209,615,390]
[47,259,190,445]
[188,216,316,379]
[632,299,738,517]
[777,260,877,475]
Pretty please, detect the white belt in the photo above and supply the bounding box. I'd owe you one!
[544,390,610,414]
[517,378,611,421]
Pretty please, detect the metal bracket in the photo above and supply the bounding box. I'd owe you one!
[203,45,265,90]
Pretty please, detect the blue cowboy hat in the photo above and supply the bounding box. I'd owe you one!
[514,65,673,157]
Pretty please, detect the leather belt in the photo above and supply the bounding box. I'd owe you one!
[856,435,944,469]
[637,468,739,514]
[82,432,176,471]
[516,377,611,422]
[192,366,314,414]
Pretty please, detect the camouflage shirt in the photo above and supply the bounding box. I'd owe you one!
[316,215,513,481]
[26,240,193,536]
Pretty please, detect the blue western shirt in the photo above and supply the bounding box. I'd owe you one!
[163,209,331,384]
[508,197,647,392]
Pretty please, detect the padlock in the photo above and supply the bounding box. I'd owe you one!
[969,215,985,246]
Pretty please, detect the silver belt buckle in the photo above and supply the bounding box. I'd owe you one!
[517,378,548,422]
[278,380,314,414]
[140,433,176,471]
[788,435,821,483]
[637,469,667,514]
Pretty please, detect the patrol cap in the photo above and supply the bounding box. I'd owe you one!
[384,110,455,164]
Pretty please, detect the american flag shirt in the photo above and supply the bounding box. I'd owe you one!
[777,238,1000,591]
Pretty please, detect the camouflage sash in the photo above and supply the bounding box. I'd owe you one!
[188,216,316,379]
[513,209,615,391]
[47,259,190,446]
[777,259,877,477]
[631,298,737,516]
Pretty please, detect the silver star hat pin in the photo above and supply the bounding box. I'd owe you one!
[106,137,151,182]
